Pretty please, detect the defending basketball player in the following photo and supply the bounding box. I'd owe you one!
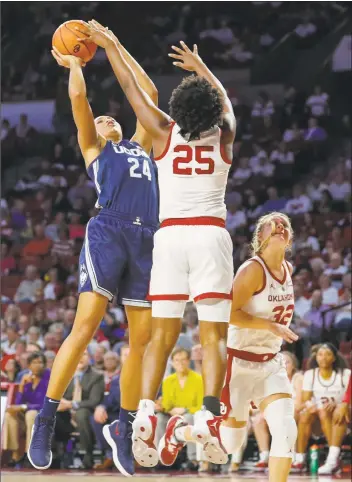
[28,29,159,476]
[84,20,236,467]
[218,212,299,482]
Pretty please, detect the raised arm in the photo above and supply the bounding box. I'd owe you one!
[107,28,158,154]
[51,45,104,168]
[230,262,298,344]
[84,21,170,142]
[169,41,236,139]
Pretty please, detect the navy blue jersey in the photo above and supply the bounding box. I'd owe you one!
[87,139,158,226]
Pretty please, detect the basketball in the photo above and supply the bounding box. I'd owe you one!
[52,20,97,63]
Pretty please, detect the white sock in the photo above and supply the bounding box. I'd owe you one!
[260,450,269,462]
[138,399,155,415]
[295,453,306,464]
[327,446,340,463]
[174,426,187,443]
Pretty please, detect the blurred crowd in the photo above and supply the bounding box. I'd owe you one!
[1,0,351,474]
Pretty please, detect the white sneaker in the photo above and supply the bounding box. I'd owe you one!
[191,409,228,465]
[318,460,340,475]
[131,402,158,468]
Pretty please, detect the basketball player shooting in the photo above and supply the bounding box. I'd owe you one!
[85,20,236,468]
[28,23,160,477]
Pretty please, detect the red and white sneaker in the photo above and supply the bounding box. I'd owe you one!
[254,460,268,471]
[290,461,307,473]
[132,403,158,468]
[191,409,228,465]
[318,460,340,475]
[158,415,186,466]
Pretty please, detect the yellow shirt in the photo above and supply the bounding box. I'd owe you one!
[161,370,203,415]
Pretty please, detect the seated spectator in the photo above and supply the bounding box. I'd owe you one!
[319,274,339,306]
[18,314,30,337]
[339,272,351,297]
[334,288,352,341]
[93,344,108,371]
[1,325,19,355]
[155,348,203,470]
[260,186,287,215]
[293,344,350,475]
[103,351,120,390]
[294,225,320,253]
[43,332,60,353]
[14,265,43,303]
[285,185,312,215]
[249,144,267,171]
[232,157,251,185]
[27,326,45,349]
[324,253,348,289]
[226,202,247,235]
[1,240,16,275]
[328,172,351,202]
[305,85,329,117]
[22,223,52,258]
[304,117,327,141]
[304,290,335,344]
[315,189,334,214]
[10,198,27,231]
[306,175,329,202]
[2,353,49,465]
[56,351,105,469]
[15,114,36,141]
[252,156,275,177]
[51,224,74,259]
[246,194,262,227]
[91,346,129,470]
[3,358,21,382]
[282,121,303,143]
[43,350,56,370]
[67,173,95,207]
[68,213,85,240]
[45,212,65,241]
[62,309,75,338]
[270,143,294,165]
[43,267,62,300]
[1,118,11,141]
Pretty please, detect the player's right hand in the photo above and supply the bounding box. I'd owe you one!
[51,46,85,69]
[269,323,299,343]
[168,41,203,72]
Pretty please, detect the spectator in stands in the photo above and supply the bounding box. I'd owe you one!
[14,265,43,303]
[282,121,303,143]
[62,309,75,338]
[304,117,327,142]
[155,348,203,469]
[324,253,348,289]
[44,350,56,369]
[3,352,49,466]
[226,202,247,235]
[1,325,19,355]
[260,186,287,215]
[294,225,320,253]
[1,119,11,141]
[285,185,312,215]
[103,351,120,390]
[232,157,251,185]
[333,288,351,341]
[270,142,295,165]
[3,304,21,325]
[67,173,94,207]
[328,171,351,202]
[18,314,30,337]
[294,17,317,40]
[45,212,65,241]
[27,326,45,349]
[56,351,105,469]
[315,189,334,214]
[10,198,27,231]
[1,240,16,275]
[22,223,52,258]
[4,358,21,382]
[93,344,108,371]
[304,290,335,344]
[91,345,130,470]
[319,274,339,306]
[51,224,74,259]
[293,344,350,475]
[251,91,275,117]
[15,114,35,141]
[305,85,329,117]
[43,332,59,352]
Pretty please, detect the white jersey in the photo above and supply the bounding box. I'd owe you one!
[227,255,294,354]
[303,368,351,404]
[154,123,231,221]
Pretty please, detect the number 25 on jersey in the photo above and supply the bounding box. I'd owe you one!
[173,146,215,175]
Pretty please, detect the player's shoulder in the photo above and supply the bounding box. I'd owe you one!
[236,257,265,279]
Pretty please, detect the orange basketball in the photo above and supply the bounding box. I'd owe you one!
[52,20,97,63]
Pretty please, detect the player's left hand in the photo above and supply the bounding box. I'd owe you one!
[322,400,336,413]
[77,19,114,49]
[169,41,203,72]
[333,402,350,425]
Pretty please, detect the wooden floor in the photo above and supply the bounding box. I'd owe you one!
[2,470,348,481]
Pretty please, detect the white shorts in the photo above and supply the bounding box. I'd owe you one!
[148,223,233,322]
[221,352,292,421]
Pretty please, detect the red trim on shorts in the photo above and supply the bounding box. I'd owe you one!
[219,128,233,165]
[154,122,175,161]
[193,291,232,302]
[146,293,189,301]
[258,254,287,285]
[227,347,277,363]
[160,217,225,228]
[251,259,267,295]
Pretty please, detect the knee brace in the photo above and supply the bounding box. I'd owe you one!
[264,397,297,459]
[219,425,247,454]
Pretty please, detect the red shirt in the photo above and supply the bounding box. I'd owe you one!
[342,375,351,404]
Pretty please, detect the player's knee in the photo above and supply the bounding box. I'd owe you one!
[220,425,247,454]
[264,397,297,458]
[197,299,231,324]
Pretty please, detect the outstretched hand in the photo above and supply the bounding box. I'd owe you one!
[51,46,85,68]
[76,19,115,49]
[168,41,203,72]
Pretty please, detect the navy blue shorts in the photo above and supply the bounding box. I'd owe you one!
[78,211,156,306]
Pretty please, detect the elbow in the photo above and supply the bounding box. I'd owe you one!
[69,90,86,101]
[149,85,158,104]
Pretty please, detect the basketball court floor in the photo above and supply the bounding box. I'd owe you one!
[2,470,350,481]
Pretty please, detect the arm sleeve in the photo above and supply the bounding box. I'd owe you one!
[79,374,105,410]
[342,372,351,404]
[302,369,314,392]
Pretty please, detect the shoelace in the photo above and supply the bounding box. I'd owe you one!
[30,418,54,450]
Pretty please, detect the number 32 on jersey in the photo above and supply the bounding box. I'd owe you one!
[173,146,215,175]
